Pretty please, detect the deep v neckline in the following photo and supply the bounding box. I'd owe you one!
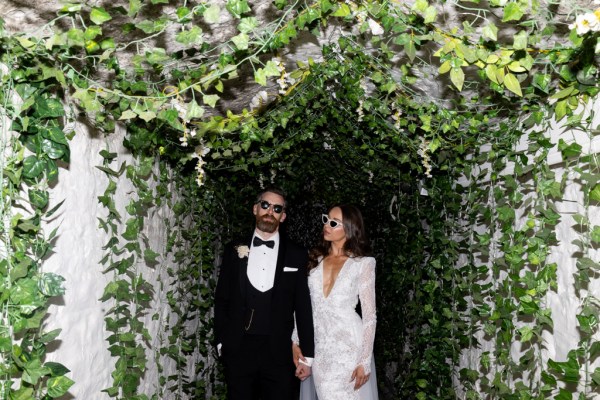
[322,257,349,299]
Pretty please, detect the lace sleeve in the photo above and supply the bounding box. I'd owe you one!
[291,312,299,344]
[357,257,377,374]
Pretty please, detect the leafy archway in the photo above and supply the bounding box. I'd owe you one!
[1,0,600,398]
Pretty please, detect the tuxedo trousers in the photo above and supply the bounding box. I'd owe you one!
[223,334,295,400]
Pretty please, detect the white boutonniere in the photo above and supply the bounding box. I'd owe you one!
[236,245,250,258]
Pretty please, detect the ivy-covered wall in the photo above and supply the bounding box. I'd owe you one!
[2,0,600,398]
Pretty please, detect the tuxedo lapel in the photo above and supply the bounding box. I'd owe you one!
[272,235,287,289]
[237,235,253,299]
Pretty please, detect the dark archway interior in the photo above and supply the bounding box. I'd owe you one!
[195,53,466,398]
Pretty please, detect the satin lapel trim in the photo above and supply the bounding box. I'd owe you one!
[238,236,253,298]
[273,237,287,288]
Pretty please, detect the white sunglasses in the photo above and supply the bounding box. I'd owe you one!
[322,214,343,229]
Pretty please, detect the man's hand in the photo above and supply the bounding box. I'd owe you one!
[350,365,370,390]
[295,363,311,381]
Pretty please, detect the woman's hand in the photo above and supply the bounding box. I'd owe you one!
[350,365,370,390]
[292,342,304,367]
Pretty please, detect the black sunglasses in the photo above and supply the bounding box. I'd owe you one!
[322,214,343,228]
[257,200,284,214]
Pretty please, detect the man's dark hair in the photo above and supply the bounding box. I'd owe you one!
[255,187,287,208]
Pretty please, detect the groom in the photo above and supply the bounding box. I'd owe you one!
[214,187,314,400]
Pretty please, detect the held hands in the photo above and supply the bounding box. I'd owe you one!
[292,342,311,381]
[350,365,370,390]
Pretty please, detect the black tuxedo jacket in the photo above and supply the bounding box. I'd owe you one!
[214,232,315,364]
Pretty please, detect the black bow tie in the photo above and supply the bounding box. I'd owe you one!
[253,237,275,248]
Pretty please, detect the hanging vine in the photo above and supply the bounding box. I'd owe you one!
[1,0,600,398]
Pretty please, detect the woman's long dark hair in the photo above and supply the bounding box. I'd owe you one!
[307,204,371,272]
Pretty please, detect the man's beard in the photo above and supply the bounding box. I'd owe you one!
[256,215,279,233]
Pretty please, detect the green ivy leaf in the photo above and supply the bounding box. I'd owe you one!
[331,3,351,17]
[176,26,204,46]
[558,138,582,159]
[412,0,428,12]
[405,40,416,62]
[42,139,66,159]
[138,110,157,122]
[591,367,600,386]
[590,226,600,243]
[238,17,258,33]
[47,375,75,398]
[22,358,50,385]
[513,30,528,50]
[119,110,138,120]
[482,23,498,41]
[423,6,437,24]
[532,73,551,93]
[146,48,170,65]
[29,189,49,209]
[40,331,63,345]
[502,2,525,22]
[84,26,102,40]
[176,7,192,22]
[203,94,220,108]
[226,0,251,18]
[23,156,47,178]
[90,7,112,25]
[555,99,568,121]
[550,85,576,100]
[38,273,66,297]
[518,326,534,342]
[438,60,451,74]
[45,127,69,145]
[10,387,34,400]
[144,248,160,263]
[450,67,464,91]
[231,33,249,50]
[555,388,573,400]
[503,72,522,96]
[122,217,140,240]
[16,37,36,49]
[128,0,142,17]
[35,97,65,118]
[590,184,600,202]
[186,101,205,120]
[204,5,221,23]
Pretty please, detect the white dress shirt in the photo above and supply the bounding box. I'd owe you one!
[247,232,279,292]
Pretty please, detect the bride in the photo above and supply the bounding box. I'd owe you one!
[294,204,378,400]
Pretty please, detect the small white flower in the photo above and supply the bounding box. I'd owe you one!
[236,245,250,258]
[191,141,210,159]
[570,14,594,35]
[418,137,433,178]
[179,134,189,147]
[195,157,206,186]
[368,18,384,35]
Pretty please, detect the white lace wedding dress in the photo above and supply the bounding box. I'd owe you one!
[300,256,378,400]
